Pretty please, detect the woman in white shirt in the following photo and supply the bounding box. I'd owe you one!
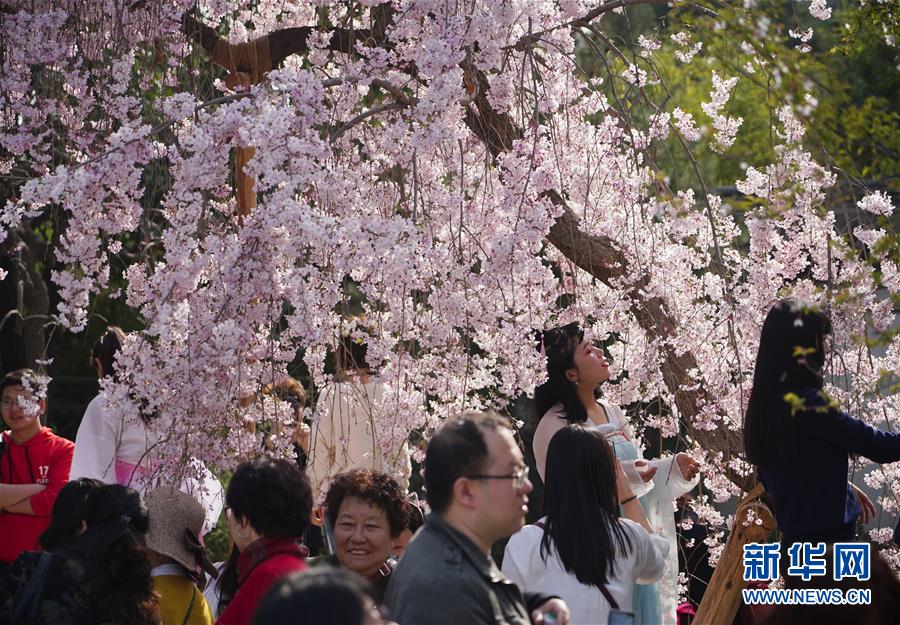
[307,333,411,504]
[503,425,668,625]
[69,326,223,534]
[532,323,699,625]
[69,326,158,485]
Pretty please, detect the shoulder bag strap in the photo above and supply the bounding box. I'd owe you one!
[532,521,620,610]
[596,583,620,611]
[180,586,198,625]
[10,552,54,625]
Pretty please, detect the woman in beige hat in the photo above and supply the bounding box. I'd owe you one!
[145,486,219,625]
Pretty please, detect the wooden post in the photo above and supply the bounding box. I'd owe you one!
[234,145,256,217]
[693,484,775,625]
[215,37,271,219]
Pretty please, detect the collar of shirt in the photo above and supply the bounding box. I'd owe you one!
[151,563,188,578]
[426,512,506,583]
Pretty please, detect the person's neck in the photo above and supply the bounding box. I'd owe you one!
[10,423,42,445]
[577,385,602,419]
[441,508,495,556]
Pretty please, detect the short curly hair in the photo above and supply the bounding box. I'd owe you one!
[324,469,406,538]
[227,456,313,539]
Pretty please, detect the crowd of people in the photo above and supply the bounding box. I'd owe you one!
[1,298,899,625]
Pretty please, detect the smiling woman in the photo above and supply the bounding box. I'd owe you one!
[319,469,406,604]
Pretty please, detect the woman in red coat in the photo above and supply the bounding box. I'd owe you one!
[216,457,313,625]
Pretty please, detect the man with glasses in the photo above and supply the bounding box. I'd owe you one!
[0,369,74,568]
[385,412,569,625]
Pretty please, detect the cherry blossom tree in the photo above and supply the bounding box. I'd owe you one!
[2,0,898,566]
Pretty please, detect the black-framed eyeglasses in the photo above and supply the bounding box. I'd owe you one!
[464,466,530,489]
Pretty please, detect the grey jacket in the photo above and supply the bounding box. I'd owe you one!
[384,513,555,625]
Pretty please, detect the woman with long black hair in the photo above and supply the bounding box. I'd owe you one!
[744,299,900,548]
[504,425,668,625]
[0,484,161,625]
[531,322,699,625]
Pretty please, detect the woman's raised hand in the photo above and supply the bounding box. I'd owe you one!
[675,452,700,481]
[633,459,657,483]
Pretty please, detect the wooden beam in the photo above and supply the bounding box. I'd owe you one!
[693,484,776,625]
[234,146,257,218]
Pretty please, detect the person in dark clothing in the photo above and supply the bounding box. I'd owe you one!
[674,496,713,625]
[0,484,161,625]
[253,567,394,625]
[384,412,570,625]
[743,300,900,549]
[766,545,900,625]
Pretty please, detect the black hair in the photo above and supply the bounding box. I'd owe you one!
[1,368,39,396]
[542,425,632,585]
[226,456,313,539]
[92,326,127,379]
[744,300,833,467]
[215,545,241,614]
[533,323,592,425]
[403,496,426,533]
[424,412,509,513]
[325,469,406,538]
[61,484,159,624]
[253,568,376,625]
[40,478,104,551]
[337,334,372,374]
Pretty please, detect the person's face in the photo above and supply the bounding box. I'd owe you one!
[392,528,414,557]
[1,385,44,438]
[226,507,257,551]
[567,337,610,387]
[474,428,533,542]
[334,496,395,579]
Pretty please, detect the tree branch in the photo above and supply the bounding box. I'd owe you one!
[511,0,671,51]
[460,61,751,489]
[178,7,751,489]
[181,10,372,78]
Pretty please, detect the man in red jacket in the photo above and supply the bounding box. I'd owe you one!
[0,369,75,565]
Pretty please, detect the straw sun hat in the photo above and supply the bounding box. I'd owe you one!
[145,486,218,578]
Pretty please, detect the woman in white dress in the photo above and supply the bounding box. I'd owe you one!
[532,323,700,625]
[69,326,223,533]
[69,327,156,486]
[504,425,668,625]
[307,334,411,505]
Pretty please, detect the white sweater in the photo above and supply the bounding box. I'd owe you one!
[503,518,669,625]
[307,381,411,502]
[69,394,158,485]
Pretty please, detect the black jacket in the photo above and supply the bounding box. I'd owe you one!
[385,513,557,625]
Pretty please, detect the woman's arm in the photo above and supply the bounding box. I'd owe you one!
[616,460,653,534]
[501,535,530,589]
[645,454,701,497]
[532,409,567,482]
[831,412,900,464]
[633,528,670,585]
